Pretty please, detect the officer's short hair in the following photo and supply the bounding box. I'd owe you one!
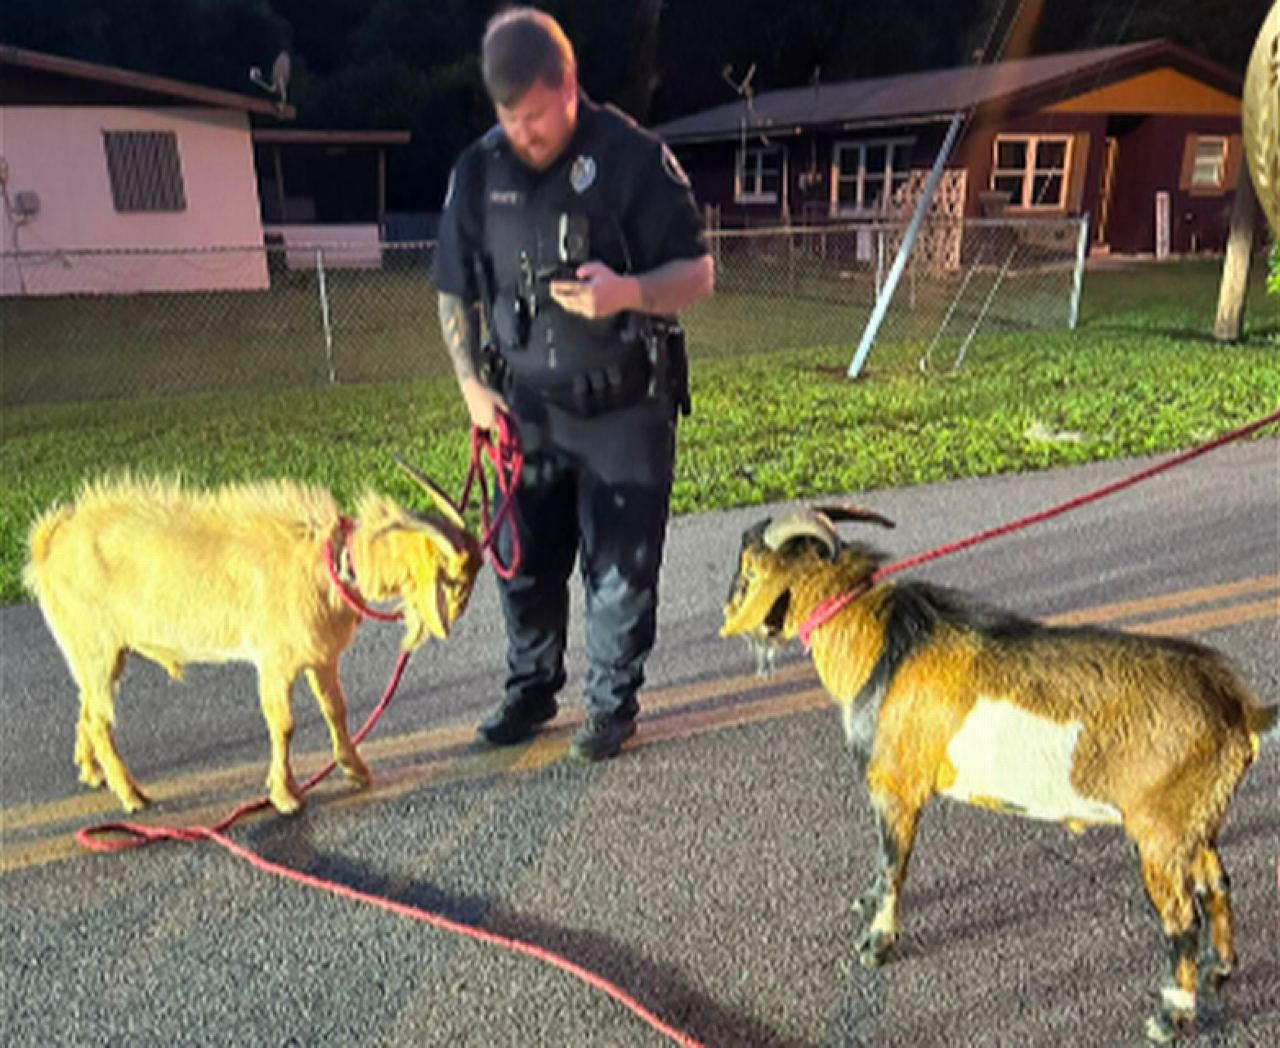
[481,7,575,108]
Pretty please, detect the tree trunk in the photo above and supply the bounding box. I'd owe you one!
[1214,171,1261,342]
[618,0,663,123]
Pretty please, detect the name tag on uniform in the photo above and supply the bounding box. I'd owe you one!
[489,189,521,206]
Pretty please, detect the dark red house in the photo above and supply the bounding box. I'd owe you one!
[653,40,1243,256]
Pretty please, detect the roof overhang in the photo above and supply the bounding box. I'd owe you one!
[253,130,411,145]
[655,39,1241,146]
[0,43,295,119]
[666,112,961,146]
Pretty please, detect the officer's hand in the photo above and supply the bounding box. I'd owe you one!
[460,377,509,432]
[550,262,639,319]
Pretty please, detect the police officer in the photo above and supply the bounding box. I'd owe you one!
[434,7,714,760]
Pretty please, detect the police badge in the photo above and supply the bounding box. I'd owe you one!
[570,155,597,193]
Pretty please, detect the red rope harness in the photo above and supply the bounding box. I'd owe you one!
[323,516,404,622]
[799,405,1280,648]
[458,410,525,580]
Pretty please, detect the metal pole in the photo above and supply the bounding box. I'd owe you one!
[848,112,963,379]
[875,227,885,300]
[1068,213,1089,330]
[920,250,979,372]
[952,245,1014,370]
[316,248,336,384]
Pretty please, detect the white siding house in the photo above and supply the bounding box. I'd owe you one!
[0,45,294,296]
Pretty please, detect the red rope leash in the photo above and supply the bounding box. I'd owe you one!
[190,827,706,1048]
[75,478,701,1045]
[75,649,412,851]
[459,410,524,580]
[799,405,1280,647]
[74,651,703,1045]
[74,649,702,1045]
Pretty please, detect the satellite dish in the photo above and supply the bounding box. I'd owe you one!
[249,50,291,111]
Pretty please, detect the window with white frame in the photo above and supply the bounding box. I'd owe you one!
[990,134,1071,209]
[1189,136,1228,189]
[735,145,782,203]
[832,139,913,215]
[103,130,187,212]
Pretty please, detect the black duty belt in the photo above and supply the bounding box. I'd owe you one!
[512,351,652,419]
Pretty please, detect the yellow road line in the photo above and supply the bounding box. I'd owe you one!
[1126,596,1280,637]
[3,575,1275,872]
[1046,574,1280,626]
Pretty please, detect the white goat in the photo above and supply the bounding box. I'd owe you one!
[23,463,481,816]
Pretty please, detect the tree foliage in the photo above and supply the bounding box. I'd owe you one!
[1,0,1268,209]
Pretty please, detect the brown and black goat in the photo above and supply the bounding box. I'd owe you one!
[24,462,481,817]
[721,505,1276,1043]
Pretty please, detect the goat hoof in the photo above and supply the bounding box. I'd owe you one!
[1143,1013,1179,1043]
[270,789,304,815]
[856,930,894,969]
[341,758,372,788]
[78,764,105,789]
[1204,964,1231,993]
[120,788,149,813]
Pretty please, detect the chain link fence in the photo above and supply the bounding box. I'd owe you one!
[687,217,1087,373]
[2,242,442,406]
[1,218,1085,407]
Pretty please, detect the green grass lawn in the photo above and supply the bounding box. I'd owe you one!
[2,258,1277,605]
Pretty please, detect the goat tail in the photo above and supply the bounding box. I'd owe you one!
[22,502,73,595]
[1247,704,1280,752]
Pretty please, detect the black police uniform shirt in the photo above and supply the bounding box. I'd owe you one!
[434,93,706,392]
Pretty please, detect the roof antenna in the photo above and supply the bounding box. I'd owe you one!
[249,50,291,113]
[722,62,769,146]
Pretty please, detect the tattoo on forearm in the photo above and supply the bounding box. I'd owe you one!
[437,293,477,383]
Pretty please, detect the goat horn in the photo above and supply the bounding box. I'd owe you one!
[763,510,839,559]
[394,455,466,530]
[413,513,473,558]
[812,503,896,529]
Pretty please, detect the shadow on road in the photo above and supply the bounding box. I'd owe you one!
[244,816,812,1048]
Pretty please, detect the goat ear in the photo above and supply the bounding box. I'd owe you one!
[421,574,450,639]
[402,538,451,644]
[814,503,896,530]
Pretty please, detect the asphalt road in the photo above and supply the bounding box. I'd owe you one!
[2,438,1278,1047]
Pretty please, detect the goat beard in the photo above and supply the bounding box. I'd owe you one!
[742,591,790,677]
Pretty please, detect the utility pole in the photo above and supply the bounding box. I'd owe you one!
[1214,136,1263,343]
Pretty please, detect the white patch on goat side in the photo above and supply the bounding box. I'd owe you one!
[941,698,1122,825]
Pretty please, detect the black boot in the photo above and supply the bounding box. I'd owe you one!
[476,699,558,746]
[568,714,636,762]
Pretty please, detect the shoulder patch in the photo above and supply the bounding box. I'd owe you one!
[661,144,690,187]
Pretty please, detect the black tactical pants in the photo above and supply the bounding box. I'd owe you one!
[493,393,676,720]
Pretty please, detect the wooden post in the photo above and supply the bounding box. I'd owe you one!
[1214,170,1261,342]
[377,147,387,238]
[273,145,287,223]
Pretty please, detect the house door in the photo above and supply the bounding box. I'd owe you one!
[1094,136,1119,247]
